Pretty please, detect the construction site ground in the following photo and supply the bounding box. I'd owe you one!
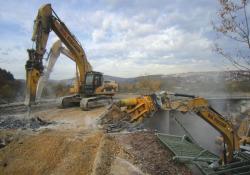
[0,104,192,175]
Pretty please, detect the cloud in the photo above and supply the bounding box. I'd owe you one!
[92,29,106,42]
[0,0,230,79]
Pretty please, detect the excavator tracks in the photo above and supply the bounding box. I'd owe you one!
[80,96,113,111]
[58,95,113,111]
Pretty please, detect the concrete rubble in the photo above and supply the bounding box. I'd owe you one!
[0,103,192,175]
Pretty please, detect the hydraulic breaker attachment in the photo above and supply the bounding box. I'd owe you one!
[24,49,43,106]
[111,91,168,122]
[117,95,157,122]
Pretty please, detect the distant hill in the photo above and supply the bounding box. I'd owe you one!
[58,75,137,85]
[108,70,250,96]
[31,70,250,86]
[53,70,250,95]
[161,71,250,96]
[103,75,136,83]
[1,70,249,103]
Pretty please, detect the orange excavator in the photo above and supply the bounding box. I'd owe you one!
[113,91,245,164]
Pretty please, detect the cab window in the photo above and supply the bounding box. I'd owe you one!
[94,75,102,86]
[85,74,94,85]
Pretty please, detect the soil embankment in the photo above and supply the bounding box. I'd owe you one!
[0,104,191,175]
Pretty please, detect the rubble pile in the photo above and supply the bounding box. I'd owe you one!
[114,132,192,175]
[100,105,151,132]
[100,105,129,123]
[0,102,194,174]
[100,105,133,132]
[0,116,54,130]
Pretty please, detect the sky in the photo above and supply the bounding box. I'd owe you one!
[0,0,239,79]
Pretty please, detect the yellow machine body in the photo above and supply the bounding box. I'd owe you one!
[118,96,156,122]
[116,92,241,163]
[26,4,117,108]
[25,69,40,105]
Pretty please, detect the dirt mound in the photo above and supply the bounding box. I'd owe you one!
[100,105,128,124]
[100,105,142,132]
[114,132,192,175]
[0,130,192,175]
[0,105,192,175]
[0,116,54,129]
[0,130,104,175]
[92,135,120,175]
[0,130,23,149]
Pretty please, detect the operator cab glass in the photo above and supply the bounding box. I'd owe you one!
[93,75,102,87]
[85,74,94,85]
[84,71,103,96]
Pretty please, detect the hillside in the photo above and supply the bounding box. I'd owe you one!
[0,70,249,104]
[116,71,250,96]
[59,71,250,96]
[0,68,25,103]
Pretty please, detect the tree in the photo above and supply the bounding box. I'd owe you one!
[135,76,162,93]
[213,0,250,71]
[0,68,14,86]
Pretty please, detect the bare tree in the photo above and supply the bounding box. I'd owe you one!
[213,0,250,71]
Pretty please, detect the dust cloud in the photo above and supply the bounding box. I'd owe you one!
[83,116,99,129]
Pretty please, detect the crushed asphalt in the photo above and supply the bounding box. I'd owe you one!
[0,116,54,130]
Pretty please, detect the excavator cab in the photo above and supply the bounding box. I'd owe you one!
[84,71,103,96]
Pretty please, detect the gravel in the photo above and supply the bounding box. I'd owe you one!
[0,116,54,129]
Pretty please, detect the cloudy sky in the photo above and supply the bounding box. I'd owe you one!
[0,0,236,79]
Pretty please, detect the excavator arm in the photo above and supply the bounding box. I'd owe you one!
[25,4,89,105]
[163,96,240,163]
[35,40,92,101]
[115,92,240,163]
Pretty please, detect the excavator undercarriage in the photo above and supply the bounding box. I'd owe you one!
[58,94,113,110]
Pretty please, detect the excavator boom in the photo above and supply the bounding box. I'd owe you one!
[25,4,89,105]
[25,4,117,109]
[114,91,241,163]
[35,40,92,101]
[163,95,240,163]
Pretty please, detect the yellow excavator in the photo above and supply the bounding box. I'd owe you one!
[35,40,92,101]
[112,91,247,164]
[35,40,118,101]
[25,4,116,110]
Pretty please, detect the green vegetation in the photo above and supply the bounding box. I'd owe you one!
[119,72,250,96]
[226,80,250,93]
[0,68,25,103]
[119,76,162,93]
[42,82,71,98]
[0,69,249,104]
